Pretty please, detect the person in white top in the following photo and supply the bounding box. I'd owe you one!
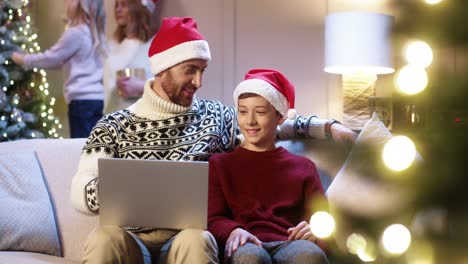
[103,0,159,113]
[12,0,107,138]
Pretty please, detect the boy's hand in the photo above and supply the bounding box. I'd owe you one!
[11,52,25,65]
[225,228,262,258]
[287,220,317,242]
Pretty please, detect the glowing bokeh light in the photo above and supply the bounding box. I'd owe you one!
[396,65,428,95]
[383,136,416,171]
[309,211,335,239]
[346,233,367,255]
[405,41,433,68]
[357,248,377,262]
[382,224,412,255]
[406,241,434,264]
[424,0,443,5]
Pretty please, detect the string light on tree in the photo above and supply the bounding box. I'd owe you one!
[405,40,433,68]
[0,0,63,140]
[396,65,428,95]
[383,136,417,171]
[382,224,412,255]
[424,0,443,5]
[309,211,335,239]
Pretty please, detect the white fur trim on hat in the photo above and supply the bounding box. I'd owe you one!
[233,79,289,118]
[149,40,211,75]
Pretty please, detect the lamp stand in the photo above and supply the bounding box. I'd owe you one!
[342,73,377,131]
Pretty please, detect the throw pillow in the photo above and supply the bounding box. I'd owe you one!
[326,113,415,218]
[0,151,61,256]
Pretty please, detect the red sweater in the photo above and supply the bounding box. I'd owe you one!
[208,146,324,247]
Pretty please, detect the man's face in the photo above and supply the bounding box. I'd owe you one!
[158,59,208,107]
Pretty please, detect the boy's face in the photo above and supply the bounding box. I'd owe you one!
[237,94,284,152]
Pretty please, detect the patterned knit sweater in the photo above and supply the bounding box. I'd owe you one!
[71,80,329,216]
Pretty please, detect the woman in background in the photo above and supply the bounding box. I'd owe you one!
[12,0,107,138]
[104,0,159,113]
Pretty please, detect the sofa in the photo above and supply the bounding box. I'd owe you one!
[0,138,348,263]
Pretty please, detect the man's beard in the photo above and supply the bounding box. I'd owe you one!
[160,71,195,107]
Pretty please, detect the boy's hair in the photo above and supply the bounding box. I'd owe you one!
[68,0,108,57]
[238,93,282,116]
[113,0,159,43]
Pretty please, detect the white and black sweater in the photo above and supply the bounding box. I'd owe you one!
[71,80,328,215]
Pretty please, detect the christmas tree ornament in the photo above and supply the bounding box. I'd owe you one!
[0,89,7,110]
[6,123,20,137]
[23,129,44,139]
[22,111,37,123]
[5,0,23,10]
[0,119,7,129]
[0,67,8,87]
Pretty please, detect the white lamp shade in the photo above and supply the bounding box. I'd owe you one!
[324,12,394,75]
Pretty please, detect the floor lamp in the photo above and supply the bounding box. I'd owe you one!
[324,12,394,130]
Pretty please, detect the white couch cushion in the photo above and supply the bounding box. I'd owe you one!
[0,151,60,256]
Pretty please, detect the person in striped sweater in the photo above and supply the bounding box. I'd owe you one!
[72,16,354,264]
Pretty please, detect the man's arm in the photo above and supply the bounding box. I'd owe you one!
[277,115,357,147]
[70,120,118,215]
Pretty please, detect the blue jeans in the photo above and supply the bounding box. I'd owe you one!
[229,241,328,264]
[68,100,103,138]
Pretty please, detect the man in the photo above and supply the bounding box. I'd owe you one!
[71,16,356,264]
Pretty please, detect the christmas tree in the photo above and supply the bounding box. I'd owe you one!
[0,0,62,141]
[326,1,468,263]
[390,0,468,263]
[316,1,468,263]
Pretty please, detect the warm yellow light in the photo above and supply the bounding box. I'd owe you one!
[396,65,428,95]
[357,247,377,262]
[383,136,416,171]
[346,233,367,255]
[406,241,434,264]
[309,211,335,238]
[424,0,443,5]
[382,224,412,255]
[405,41,433,68]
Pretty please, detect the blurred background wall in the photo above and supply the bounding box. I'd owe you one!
[32,0,394,138]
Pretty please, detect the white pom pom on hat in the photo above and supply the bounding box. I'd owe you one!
[233,69,296,119]
[148,17,211,75]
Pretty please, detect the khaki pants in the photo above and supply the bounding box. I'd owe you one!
[83,226,218,264]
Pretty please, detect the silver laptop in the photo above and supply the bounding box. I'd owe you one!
[98,158,208,230]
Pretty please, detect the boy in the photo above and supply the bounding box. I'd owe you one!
[208,69,329,263]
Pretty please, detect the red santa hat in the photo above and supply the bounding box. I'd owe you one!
[148,17,211,75]
[233,69,297,119]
